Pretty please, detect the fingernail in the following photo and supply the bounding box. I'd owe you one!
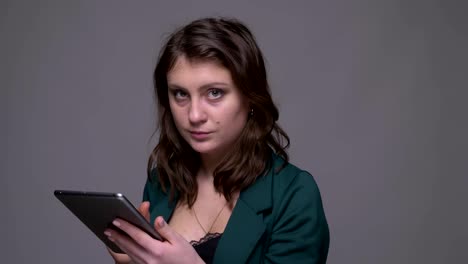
[158,218,165,228]
[104,231,115,241]
[113,220,120,227]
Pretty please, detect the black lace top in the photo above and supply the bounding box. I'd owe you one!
[191,232,222,264]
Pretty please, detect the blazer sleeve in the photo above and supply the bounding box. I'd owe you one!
[142,179,150,201]
[142,169,159,202]
[264,171,329,264]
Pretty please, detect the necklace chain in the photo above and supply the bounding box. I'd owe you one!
[192,202,227,235]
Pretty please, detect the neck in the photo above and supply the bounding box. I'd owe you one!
[198,151,225,179]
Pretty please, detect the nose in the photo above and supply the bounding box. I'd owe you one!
[188,100,207,125]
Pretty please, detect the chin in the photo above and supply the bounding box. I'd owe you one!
[191,144,228,158]
[188,142,217,154]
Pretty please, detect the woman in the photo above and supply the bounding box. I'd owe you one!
[105,17,329,263]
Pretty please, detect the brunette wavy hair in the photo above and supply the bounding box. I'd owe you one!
[147,17,290,207]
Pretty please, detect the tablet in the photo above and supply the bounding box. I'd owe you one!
[54,190,162,253]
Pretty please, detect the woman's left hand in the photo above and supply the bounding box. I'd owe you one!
[105,216,204,264]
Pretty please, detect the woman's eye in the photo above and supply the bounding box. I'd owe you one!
[207,89,224,99]
[173,90,188,99]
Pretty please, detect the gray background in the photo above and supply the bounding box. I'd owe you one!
[3,0,467,263]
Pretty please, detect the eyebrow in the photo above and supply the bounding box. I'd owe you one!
[167,82,230,91]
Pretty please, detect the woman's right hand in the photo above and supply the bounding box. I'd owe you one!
[107,201,151,264]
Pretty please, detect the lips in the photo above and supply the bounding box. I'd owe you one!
[189,130,212,140]
[190,131,211,134]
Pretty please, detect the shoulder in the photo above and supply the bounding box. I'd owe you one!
[262,154,330,262]
[245,153,325,206]
[269,154,322,198]
[269,158,327,229]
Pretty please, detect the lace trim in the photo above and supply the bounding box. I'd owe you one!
[190,232,222,246]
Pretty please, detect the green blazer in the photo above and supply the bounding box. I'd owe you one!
[143,154,329,263]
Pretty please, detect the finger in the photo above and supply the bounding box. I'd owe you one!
[154,216,179,243]
[138,201,150,222]
[106,247,132,263]
[112,218,154,248]
[104,228,148,264]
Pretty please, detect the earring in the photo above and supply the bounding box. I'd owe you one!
[250,108,254,116]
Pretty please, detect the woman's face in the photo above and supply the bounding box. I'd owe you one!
[167,56,249,157]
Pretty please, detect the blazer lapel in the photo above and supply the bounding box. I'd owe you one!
[149,190,176,226]
[214,167,273,264]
